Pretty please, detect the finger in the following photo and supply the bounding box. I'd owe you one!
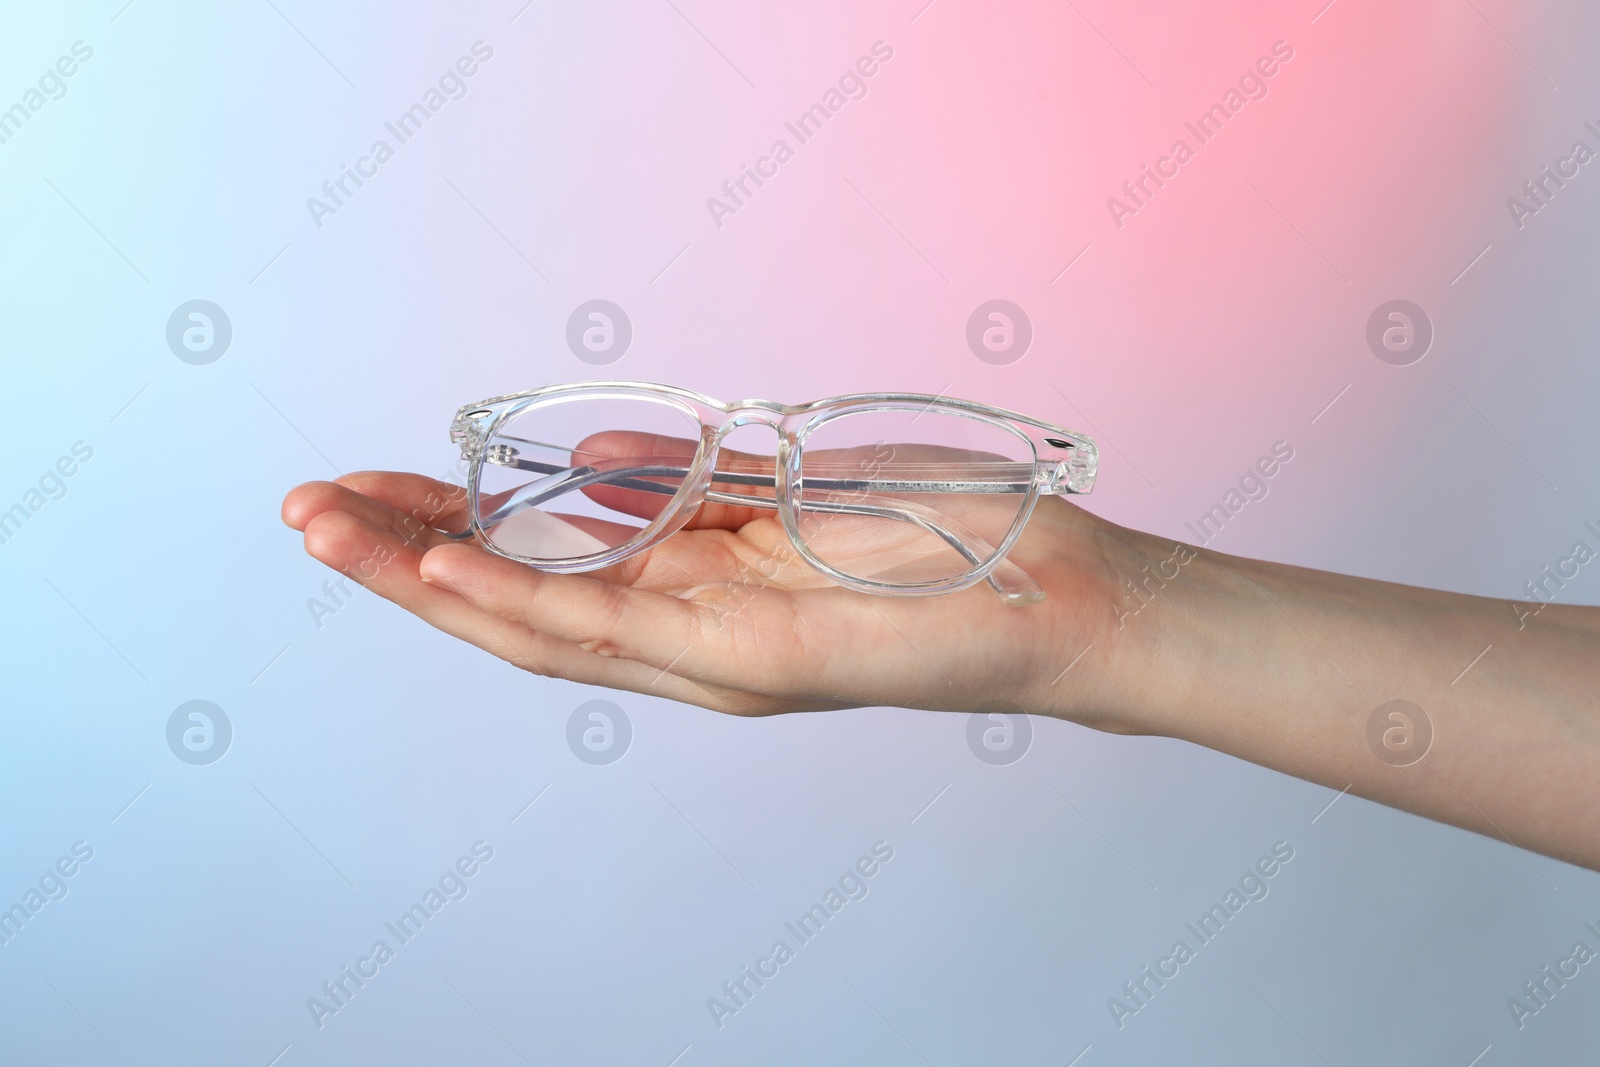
[573,430,780,532]
[334,470,473,536]
[570,431,700,523]
[680,477,778,534]
[426,536,906,706]
[283,473,469,547]
[300,507,725,701]
[625,522,831,595]
[285,479,438,547]
[302,508,503,630]
[332,466,796,596]
[298,499,541,662]
[314,508,835,713]
[418,540,783,686]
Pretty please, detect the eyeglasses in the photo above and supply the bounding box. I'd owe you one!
[446,382,1097,605]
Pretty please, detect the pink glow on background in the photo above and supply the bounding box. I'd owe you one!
[456,0,1555,546]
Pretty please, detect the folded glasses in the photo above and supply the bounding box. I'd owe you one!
[446,382,1097,605]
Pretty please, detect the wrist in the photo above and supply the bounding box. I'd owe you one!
[1017,510,1214,734]
[1083,522,1227,736]
[1034,516,1330,740]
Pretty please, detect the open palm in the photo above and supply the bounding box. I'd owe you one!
[281,467,1127,719]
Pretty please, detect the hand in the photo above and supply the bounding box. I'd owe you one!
[280,468,1139,721]
[281,462,1600,869]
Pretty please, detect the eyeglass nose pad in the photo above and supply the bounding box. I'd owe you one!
[773,431,804,527]
[623,425,722,550]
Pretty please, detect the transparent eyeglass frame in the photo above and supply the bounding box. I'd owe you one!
[448,381,1098,605]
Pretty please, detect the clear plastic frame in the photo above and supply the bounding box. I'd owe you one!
[446,381,1098,605]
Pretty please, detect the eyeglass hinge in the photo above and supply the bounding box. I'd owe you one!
[1044,440,1097,494]
[450,408,496,459]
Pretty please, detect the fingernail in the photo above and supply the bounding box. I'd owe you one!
[420,569,453,590]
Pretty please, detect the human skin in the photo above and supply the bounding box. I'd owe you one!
[281,470,1600,871]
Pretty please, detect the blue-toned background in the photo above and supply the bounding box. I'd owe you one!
[3,0,1599,1063]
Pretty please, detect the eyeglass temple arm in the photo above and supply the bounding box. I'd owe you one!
[494,454,1042,493]
[478,457,1035,526]
[471,457,1044,603]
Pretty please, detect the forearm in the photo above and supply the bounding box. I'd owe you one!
[1091,527,1600,870]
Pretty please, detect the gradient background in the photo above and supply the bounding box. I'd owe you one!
[3,0,1599,1063]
